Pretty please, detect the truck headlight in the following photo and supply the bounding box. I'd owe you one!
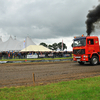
[83,55,88,58]
[83,55,85,57]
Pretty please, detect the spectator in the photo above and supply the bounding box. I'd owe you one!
[0,53,2,59]
[12,51,15,59]
[34,52,37,55]
[18,52,21,59]
[8,53,10,59]
[29,52,32,55]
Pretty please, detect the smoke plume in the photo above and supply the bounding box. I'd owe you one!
[86,4,100,36]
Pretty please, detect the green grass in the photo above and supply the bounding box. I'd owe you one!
[0,76,100,100]
[0,57,72,61]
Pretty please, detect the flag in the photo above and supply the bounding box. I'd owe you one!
[23,40,25,48]
[62,39,63,51]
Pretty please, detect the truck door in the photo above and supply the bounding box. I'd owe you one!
[87,39,95,54]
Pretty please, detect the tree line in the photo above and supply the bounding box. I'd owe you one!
[40,42,67,51]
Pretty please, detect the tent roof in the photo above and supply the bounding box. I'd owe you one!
[25,36,36,46]
[20,45,52,52]
[0,38,2,43]
[0,36,36,52]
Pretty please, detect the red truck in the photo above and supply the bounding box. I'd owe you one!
[73,35,100,65]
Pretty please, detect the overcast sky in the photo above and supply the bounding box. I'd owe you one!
[0,0,100,51]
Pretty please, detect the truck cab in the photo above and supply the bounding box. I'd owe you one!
[73,35,100,65]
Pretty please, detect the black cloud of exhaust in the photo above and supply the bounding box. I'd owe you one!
[85,4,100,36]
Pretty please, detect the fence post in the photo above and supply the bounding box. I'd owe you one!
[33,73,35,86]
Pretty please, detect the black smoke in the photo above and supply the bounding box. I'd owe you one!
[86,4,100,36]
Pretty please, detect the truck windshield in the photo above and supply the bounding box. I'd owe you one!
[73,38,86,47]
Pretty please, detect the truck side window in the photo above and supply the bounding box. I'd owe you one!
[87,39,94,45]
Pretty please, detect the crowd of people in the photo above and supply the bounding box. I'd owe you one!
[0,51,72,59]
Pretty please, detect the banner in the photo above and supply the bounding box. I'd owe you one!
[0,61,7,63]
[39,54,45,58]
[63,54,70,57]
[48,54,53,57]
[27,55,38,58]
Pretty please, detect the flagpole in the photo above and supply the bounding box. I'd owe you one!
[62,39,63,51]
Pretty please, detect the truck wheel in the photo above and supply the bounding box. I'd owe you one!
[90,56,99,65]
[78,61,84,65]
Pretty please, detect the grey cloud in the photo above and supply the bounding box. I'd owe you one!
[0,0,99,39]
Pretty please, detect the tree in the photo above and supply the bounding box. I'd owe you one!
[52,43,58,50]
[58,42,67,50]
[39,42,67,51]
[40,42,47,47]
[48,45,53,50]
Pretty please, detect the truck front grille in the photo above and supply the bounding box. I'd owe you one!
[73,49,85,54]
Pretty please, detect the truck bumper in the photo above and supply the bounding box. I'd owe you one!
[73,54,89,62]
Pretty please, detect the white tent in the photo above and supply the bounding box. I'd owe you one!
[56,48,61,52]
[0,36,36,52]
[20,45,52,52]
[14,36,36,51]
[0,36,52,52]
[64,49,67,51]
[0,38,2,43]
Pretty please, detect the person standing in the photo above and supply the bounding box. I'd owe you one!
[18,52,21,59]
[12,51,15,59]
[8,53,10,59]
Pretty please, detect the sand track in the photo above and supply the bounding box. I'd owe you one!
[0,61,100,87]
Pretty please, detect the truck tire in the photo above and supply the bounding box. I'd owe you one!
[78,61,84,65]
[90,56,99,65]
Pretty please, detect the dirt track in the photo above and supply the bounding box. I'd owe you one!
[0,61,100,87]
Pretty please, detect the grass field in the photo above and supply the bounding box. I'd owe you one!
[0,57,72,61]
[0,76,100,100]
